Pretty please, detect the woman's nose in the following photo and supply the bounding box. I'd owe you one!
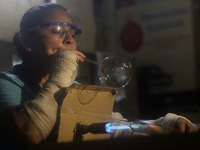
[63,32,76,45]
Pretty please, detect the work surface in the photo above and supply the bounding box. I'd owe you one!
[28,132,200,150]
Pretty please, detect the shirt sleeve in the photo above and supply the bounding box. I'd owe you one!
[0,73,24,112]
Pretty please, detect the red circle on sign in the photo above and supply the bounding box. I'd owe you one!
[119,21,143,53]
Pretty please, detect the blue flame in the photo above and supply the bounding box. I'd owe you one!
[105,123,140,133]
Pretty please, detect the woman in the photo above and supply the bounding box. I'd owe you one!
[0,2,198,149]
[0,3,85,148]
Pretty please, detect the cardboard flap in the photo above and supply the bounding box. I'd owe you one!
[58,84,117,142]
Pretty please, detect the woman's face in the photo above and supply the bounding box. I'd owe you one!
[29,9,77,71]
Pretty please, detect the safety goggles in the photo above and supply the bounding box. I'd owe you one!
[30,22,82,40]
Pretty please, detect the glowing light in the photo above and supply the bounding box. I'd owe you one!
[139,120,153,125]
[105,123,140,133]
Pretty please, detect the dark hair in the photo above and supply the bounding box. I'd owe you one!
[13,3,69,62]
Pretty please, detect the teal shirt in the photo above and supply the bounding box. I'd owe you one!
[0,71,34,112]
[0,68,33,150]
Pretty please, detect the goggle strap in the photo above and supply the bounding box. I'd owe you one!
[30,25,40,31]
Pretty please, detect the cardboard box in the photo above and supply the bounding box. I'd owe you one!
[57,84,118,142]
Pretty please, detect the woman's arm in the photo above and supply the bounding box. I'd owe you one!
[152,113,198,134]
[0,106,43,145]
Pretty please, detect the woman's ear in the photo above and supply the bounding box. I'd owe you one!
[20,32,32,52]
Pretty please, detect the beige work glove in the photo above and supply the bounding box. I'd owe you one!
[24,50,79,140]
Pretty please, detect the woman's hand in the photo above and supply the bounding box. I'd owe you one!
[175,118,198,133]
[69,50,85,62]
